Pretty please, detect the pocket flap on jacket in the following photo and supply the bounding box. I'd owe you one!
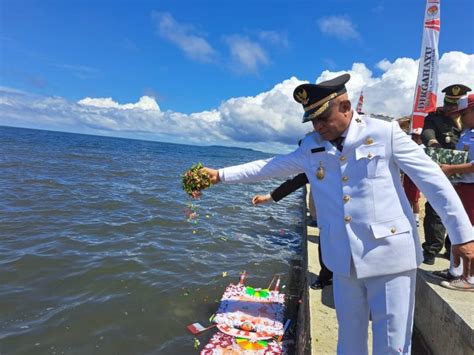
[355,144,385,160]
[370,217,412,239]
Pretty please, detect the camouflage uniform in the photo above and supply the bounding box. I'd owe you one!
[421,109,462,260]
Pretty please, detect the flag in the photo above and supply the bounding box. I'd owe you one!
[187,322,207,334]
[356,91,364,114]
[411,0,440,132]
[186,322,216,334]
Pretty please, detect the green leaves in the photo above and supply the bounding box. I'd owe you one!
[182,162,212,198]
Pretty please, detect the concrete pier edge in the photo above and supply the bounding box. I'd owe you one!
[296,185,473,354]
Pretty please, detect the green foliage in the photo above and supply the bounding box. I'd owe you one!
[182,162,212,198]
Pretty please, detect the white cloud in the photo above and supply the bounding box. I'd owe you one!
[438,51,474,90]
[337,52,474,118]
[1,52,473,153]
[257,30,288,47]
[78,96,160,111]
[318,16,360,41]
[376,59,391,71]
[151,11,216,62]
[218,77,306,144]
[0,86,26,94]
[224,35,269,74]
[150,11,281,75]
[327,57,420,117]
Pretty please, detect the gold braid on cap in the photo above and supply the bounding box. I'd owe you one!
[304,93,338,112]
[444,95,461,104]
[307,101,330,120]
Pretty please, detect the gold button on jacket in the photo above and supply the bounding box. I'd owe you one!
[344,216,352,223]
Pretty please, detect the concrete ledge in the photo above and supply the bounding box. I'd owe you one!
[415,259,474,355]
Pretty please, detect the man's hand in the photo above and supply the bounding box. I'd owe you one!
[428,139,441,148]
[200,167,220,184]
[452,241,474,278]
[252,194,272,205]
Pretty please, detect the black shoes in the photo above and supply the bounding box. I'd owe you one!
[310,277,333,290]
[423,253,435,265]
[431,269,459,281]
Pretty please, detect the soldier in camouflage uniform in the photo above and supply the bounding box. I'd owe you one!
[421,84,472,264]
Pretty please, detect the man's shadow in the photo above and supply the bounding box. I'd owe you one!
[309,271,335,309]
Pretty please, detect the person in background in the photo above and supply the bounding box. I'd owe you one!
[252,173,333,290]
[433,94,474,292]
[421,84,472,265]
[402,128,424,227]
[201,74,474,354]
[252,135,318,228]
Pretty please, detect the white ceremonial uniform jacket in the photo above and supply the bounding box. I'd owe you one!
[219,113,473,278]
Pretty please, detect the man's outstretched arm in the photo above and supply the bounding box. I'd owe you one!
[201,148,305,185]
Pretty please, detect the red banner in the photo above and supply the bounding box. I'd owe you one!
[411,0,440,133]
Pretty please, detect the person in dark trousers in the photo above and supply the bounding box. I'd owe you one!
[435,94,474,291]
[421,84,472,264]
[252,173,333,289]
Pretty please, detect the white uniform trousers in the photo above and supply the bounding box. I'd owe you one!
[333,268,417,355]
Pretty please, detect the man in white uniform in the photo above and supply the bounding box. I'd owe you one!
[202,74,474,354]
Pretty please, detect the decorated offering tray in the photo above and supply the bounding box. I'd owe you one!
[219,284,285,303]
[190,274,289,354]
[200,331,283,355]
[213,284,285,339]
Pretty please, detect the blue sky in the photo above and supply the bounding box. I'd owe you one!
[1,0,473,152]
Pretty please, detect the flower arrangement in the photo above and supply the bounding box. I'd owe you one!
[182,163,212,198]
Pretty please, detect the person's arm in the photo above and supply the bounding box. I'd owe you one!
[251,194,273,205]
[392,121,474,277]
[271,173,309,202]
[421,118,441,147]
[252,173,309,205]
[203,148,305,185]
[440,162,474,176]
